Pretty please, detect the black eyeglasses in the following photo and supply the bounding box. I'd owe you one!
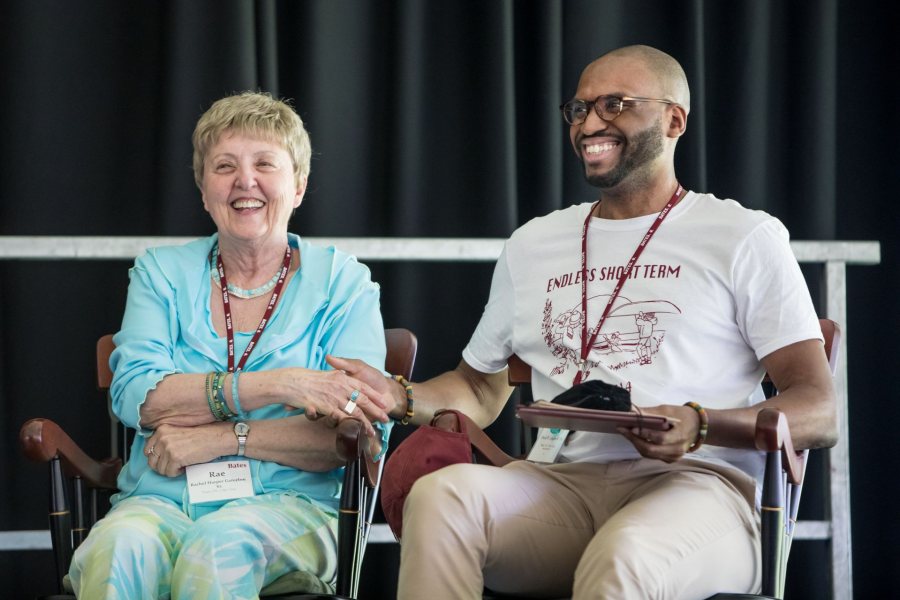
[560,95,676,125]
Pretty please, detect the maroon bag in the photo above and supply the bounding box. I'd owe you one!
[380,409,514,540]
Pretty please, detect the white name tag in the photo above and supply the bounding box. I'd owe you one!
[185,460,255,504]
[526,427,569,464]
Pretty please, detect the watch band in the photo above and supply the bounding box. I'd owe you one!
[234,422,250,457]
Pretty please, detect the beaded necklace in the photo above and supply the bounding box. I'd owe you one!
[209,243,286,299]
[213,244,292,373]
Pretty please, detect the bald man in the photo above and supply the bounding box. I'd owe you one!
[334,45,836,599]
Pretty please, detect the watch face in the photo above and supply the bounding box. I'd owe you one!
[234,422,250,436]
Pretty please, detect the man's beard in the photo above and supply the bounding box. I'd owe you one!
[583,124,664,189]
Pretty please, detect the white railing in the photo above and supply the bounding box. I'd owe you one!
[1,236,881,600]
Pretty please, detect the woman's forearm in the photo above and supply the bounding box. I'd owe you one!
[140,370,290,428]
[241,416,347,472]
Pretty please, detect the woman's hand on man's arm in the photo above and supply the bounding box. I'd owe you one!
[269,367,391,434]
[326,355,513,428]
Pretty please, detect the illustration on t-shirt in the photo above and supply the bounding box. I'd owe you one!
[542,295,681,377]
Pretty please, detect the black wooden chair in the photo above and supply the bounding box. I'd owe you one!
[20,327,417,600]
[710,318,840,599]
[454,319,839,600]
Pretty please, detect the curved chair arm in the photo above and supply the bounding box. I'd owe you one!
[335,419,381,488]
[20,418,122,489]
[754,408,804,486]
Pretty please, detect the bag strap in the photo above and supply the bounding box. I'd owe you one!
[432,409,516,467]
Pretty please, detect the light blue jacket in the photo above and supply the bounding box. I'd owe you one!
[109,233,387,515]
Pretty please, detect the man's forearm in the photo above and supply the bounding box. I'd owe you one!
[388,360,514,428]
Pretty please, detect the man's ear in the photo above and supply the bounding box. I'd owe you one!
[667,104,688,139]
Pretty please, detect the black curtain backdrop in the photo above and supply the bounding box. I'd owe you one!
[1,1,897,598]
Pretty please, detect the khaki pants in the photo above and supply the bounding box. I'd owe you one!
[398,458,760,600]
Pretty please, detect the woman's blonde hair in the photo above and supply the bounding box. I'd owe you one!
[192,91,311,189]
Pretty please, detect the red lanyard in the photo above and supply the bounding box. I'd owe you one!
[573,185,683,385]
[215,244,292,373]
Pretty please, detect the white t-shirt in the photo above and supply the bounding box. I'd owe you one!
[463,191,822,481]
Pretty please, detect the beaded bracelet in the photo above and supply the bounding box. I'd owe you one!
[211,372,228,421]
[393,374,415,425]
[214,372,237,420]
[683,401,709,452]
[205,372,224,421]
[205,372,232,421]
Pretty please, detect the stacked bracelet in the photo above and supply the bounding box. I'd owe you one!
[393,374,415,425]
[206,371,237,421]
[216,376,237,420]
[205,372,222,420]
[683,401,709,452]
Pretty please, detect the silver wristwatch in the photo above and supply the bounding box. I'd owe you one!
[234,421,250,457]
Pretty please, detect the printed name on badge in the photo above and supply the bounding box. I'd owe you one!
[186,459,255,504]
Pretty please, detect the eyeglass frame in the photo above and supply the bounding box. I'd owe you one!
[559,95,678,125]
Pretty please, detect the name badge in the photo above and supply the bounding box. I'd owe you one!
[526,427,569,464]
[185,460,255,504]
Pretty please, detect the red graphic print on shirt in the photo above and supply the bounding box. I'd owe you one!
[541,296,681,379]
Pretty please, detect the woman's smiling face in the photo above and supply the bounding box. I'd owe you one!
[201,130,306,245]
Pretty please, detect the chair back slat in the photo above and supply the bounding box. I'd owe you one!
[385,328,417,380]
[507,354,531,385]
[96,334,115,390]
[819,318,840,374]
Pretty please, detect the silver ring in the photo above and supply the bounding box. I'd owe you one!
[343,399,357,415]
[148,446,157,456]
[349,389,360,402]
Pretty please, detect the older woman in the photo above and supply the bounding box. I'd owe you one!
[69,92,390,599]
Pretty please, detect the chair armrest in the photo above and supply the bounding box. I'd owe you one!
[335,419,380,488]
[19,418,121,489]
[754,408,804,485]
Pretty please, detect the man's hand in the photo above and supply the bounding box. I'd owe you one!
[618,404,701,463]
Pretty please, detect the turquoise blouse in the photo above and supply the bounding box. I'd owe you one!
[109,233,388,515]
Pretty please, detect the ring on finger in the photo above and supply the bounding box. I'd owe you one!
[343,400,357,415]
[349,389,360,402]
[148,445,157,457]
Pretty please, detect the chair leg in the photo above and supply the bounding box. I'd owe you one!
[336,459,360,598]
[350,484,366,599]
[48,457,72,595]
[760,451,786,598]
[72,476,87,549]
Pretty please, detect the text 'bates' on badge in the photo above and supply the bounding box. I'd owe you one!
[186,460,255,504]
